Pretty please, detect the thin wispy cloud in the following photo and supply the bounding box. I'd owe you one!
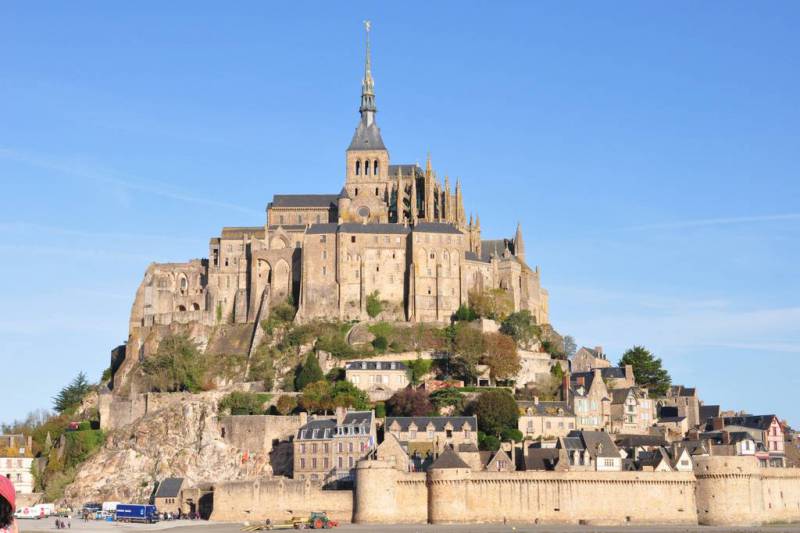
[0,147,263,217]
[624,213,800,231]
[0,221,201,244]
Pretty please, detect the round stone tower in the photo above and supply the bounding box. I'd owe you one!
[426,447,472,524]
[353,459,398,523]
[694,455,763,526]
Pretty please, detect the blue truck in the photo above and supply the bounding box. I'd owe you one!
[115,504,159,523]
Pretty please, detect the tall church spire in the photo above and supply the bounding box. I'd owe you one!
[514,222,525,261]
[359,20,376,126]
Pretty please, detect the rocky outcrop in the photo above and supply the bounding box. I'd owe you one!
[65,393,271,505]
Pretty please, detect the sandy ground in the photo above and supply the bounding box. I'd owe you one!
[16,517,800,533]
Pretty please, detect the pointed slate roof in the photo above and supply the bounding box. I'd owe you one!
[430,446,470,470]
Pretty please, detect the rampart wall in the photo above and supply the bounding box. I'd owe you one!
[354,458,800,526]
[210,478,352,523]
[694,456,800,525]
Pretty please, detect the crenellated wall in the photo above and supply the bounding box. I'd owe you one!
[694,456,800,526]
[354,457,800,526]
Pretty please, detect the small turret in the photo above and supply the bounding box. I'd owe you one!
[514,222,525,261]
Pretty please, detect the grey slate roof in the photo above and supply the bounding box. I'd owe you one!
[386,416,477,432]
[613,434,669,449]
[565,430,621,459]
[388,164,420,176]
[345,360,408,371]
[269,194,339,209]
[306,223,339,234]
[571,367,628,391]
[699,405,721,422]
[464,251,483,262]
[297,411,374,440]
[721,415,777,431]
[519,401,575,417]
[348,121,386,151]
[429,447,470,469]
[339,223,410,235]
[525,448,561,471]
[267,224,308,232]
[154,477,184,499]
[480,239,511,262]
[413,222,462,235]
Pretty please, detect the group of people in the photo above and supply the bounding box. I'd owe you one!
[1,477,18,533]
[54,517,71,529]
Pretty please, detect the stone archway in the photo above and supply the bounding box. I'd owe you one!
[272,259,291,303]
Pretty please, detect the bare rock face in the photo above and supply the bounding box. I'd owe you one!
[65,394,268,505]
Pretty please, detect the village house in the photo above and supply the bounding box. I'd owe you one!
[610,387,655,434]
[0,434,34,493]
[552,430,623,472]
[385,416,477,455]
[655,406,690,440]
[659,386,701,429]
[569,369,611,431]
[517,399,576,440]
[293,409,376,484]
[345,360,409,400]
[709,415,785,467]
[571,346,611,373]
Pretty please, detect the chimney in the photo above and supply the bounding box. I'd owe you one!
[562,371,571,403]
[721,430,731,445]
[593,368,603,386]
[594,346,603,356]
[712,417,725,431]
[624,364,634,384]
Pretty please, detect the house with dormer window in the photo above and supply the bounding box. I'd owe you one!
[385,416,477,454]
[517,398,576,439]
[293,408,376,484]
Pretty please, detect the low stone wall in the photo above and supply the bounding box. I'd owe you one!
[210,478,353,523]
[762,468,800,524]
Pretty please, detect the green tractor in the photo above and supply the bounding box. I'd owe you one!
[307,512,337,529]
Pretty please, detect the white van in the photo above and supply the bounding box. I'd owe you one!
[14,506,44,520]
[33,504,55,517]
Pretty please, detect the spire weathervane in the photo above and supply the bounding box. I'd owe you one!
[359,19,376,124]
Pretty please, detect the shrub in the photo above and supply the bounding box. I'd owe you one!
[141,335,207,393]
[429,387,465,414]
[478,432,500,451]
[374,402,386,419]
[326,368,345,382]
[481,332,520,382]
[452,304,478,322]
[386,388,434,417]
[218,391,272,415]
[501,427,524,442]
[366,291,384,318]
[372,335,388,351]
[276,395,298,415]
[500,310,541,348]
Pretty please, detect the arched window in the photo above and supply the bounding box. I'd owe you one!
[177,305,187,312]
[355,160,361,175]
[373,160,379,175]
[192,302,200,311]
[364,160,370,175]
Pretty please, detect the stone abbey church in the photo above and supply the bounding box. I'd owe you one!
[130,28,549,333]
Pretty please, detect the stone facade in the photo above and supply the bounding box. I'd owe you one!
[344,360,409,400]
[517,400,577,440]
[385,416,478,455]
[116,27,550,393]
[609,387,655,434]
[0,434,34,494]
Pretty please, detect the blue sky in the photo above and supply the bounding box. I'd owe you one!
[1,2,798,426]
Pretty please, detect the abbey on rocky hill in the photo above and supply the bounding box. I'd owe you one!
[129,25,549,331]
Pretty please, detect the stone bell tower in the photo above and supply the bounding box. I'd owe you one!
[342,20,391,223]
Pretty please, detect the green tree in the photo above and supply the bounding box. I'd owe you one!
[141,335,207,392]
[406,358,432,385]
[478,432,500,451]
[299,380,334,414]
[52,372,91,413]
[471,389,519,437]
[429,387,465,415]
[386,388,433,417]
[276,395,298,415]
[330,380,370,410]
[563,335,577,358]
[500,310,540,348]
[481,333,520,382]
[452,323,486,383]
[372,335,389,351]
[295,353,324,391]
[619,345,671,396]
[452,304,478,322]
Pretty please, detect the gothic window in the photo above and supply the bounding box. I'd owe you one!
[316,214,321,223]
[355,160,361,175]
[177,305,187,312]
[364,160,370,175]
[322,266,327,276]
[192,302,200,311]
[373,160,379,175]
[430,252,435,260]
[427,287,431,295]
[224,258,229,267]
[279,215,285,224]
